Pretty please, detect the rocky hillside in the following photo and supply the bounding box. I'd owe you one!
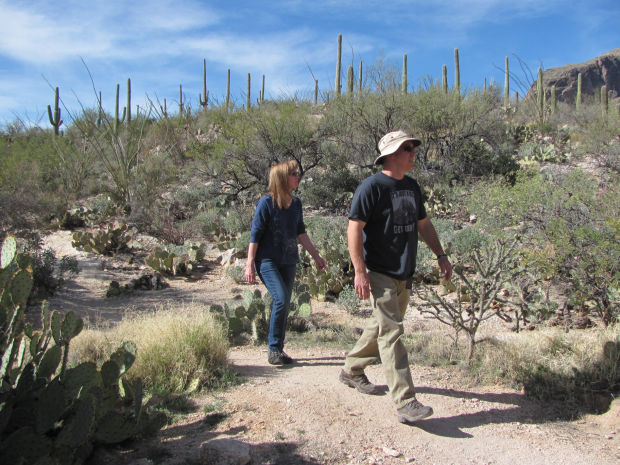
[528,48,620,103]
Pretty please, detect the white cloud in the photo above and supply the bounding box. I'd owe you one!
[0,0,220,63]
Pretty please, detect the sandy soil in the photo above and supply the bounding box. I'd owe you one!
[40,230,619,465]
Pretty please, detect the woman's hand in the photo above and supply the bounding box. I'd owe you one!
[245,261,256,284]
[314,255,327,272]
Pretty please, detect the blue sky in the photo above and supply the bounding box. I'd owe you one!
[1,0,618,128]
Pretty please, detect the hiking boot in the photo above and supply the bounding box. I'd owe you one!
[268,350,293,365]
[397,399,433,424]
[339,369,381,395]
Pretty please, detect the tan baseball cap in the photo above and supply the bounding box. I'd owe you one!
[374,130,421,165]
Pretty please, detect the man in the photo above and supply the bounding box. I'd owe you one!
[339,130,452,424]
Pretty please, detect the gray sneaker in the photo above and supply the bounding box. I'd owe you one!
[397,399,433,423]
[339,369,381,395]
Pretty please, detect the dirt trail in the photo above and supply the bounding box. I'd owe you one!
[40,231,619,465]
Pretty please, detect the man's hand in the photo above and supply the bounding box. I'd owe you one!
[438,255,452,281]
[354,270,371,300]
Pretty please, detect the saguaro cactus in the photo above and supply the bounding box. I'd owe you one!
[97,91,103,127]
[260,74,265,104]
[126,78,132,122]
[358,60,363,94]
[402,54,408,95]
[114,83,126,134]
[551,85,557,114]
[246,73,251,110]
[442,65,448,94]
[346,65,354,95]
[504,56,510,109]
[537,67,544,123]
[199,59,208,110]
[576,72,582,109]
[335,34,342,96]
[179,84,184,116]
[454,48,460,94]
[314,79,318,105]
[225,69,231,111]
[47,87,63,136]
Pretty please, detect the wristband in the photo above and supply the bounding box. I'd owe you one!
[436,253,447,260]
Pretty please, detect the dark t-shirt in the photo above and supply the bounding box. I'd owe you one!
[349,172,427,280]
[250,195,306,265]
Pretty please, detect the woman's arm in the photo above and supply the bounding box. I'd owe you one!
[245,242,258,283]
[297,233,327,271]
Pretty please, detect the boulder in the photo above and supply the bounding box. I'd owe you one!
[199,438,251,465]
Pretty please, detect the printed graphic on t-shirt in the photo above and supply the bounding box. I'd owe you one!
[391,190,417,234]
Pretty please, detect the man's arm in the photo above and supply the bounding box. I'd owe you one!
[418,217,452,280]
[348,219,371,299]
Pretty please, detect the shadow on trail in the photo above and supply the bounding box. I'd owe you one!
[408,385,567,438]
[151,419,323,465]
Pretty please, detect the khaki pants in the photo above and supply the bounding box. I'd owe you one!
[343,270,416,408]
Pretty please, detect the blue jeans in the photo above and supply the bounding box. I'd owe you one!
[255,259,297,352]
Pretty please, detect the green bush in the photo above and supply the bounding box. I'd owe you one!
[70,302,229,395]
[0,235,164,465]
[297,216,351,300]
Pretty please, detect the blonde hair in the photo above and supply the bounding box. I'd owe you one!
[268,160,298,209]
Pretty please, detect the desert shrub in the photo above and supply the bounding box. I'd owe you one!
[298,163,363,212]
[404,320,620,416]
[0,236,164,465]
[572,104,620,173]
[70,302,229,395]
[409,84,516,179]
[297,216,351,300]
[145,242,205,276]
[465,168,619,324]
[336,285,361,314]
[71,223,134,256]
[225,265,245,284]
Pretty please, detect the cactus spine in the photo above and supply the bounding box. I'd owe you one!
[454,48,460,94]
[576,72,582,109]
[402,54,407,95]
[504,56,509,108]
[47,86,63,136]
[199,59,208,110]
[346,65,354,95]
[601,85,608,116]
[335,34,342,96]
[126,78,132,122]
[442,65,448,94]
[114,83,126,134]
[246,73,251,110]
[226,68,231,111]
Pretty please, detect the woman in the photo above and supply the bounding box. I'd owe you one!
[245,160,327,365]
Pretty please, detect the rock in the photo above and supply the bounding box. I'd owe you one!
[526,48,620,103]
[199,438,251,465]
[382,447,401,457]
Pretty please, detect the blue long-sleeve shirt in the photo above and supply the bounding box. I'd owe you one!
[249,195,306,265]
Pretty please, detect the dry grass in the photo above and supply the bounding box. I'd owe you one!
[70,301,230,394]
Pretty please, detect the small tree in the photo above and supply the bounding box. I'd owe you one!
[415,239,519,362]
